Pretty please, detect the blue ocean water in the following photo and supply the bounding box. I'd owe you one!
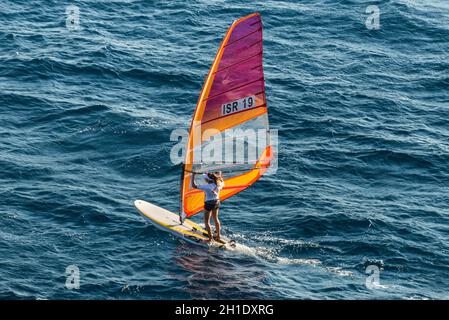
[1,0,449,299]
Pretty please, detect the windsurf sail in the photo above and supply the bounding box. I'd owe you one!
[180,12,272,221]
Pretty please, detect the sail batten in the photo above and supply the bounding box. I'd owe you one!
[180,13,271,219]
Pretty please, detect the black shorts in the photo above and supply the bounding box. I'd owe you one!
[204,200,220,211]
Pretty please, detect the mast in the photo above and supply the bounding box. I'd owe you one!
[179,162,186,223]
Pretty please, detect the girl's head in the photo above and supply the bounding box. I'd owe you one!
[206,171,223,184]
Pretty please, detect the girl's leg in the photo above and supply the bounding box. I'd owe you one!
[204,210,213,241]
[212,208,221,241]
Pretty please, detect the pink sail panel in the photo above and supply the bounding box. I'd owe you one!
[200,14,266,134]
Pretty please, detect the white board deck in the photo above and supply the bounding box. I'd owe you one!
[134,200,235,249]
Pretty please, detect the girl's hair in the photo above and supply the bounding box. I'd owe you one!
[208,172,224,184]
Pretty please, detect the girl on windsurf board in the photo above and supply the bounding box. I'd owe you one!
[192,172,224,242]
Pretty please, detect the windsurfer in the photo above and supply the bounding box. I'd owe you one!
[192,172,224,242]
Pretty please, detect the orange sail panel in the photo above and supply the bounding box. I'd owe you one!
[181,13,271,218]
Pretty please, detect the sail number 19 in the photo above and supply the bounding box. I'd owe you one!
[222,95,256,116]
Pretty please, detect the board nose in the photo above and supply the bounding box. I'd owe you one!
[134,200,142,207]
